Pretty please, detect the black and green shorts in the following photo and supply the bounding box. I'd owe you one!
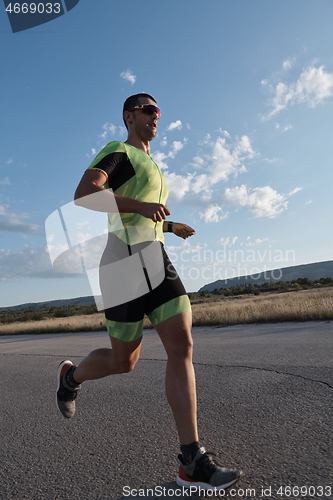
[99,234,191,342]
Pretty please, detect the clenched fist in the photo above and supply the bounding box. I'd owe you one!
[140,202,171,222]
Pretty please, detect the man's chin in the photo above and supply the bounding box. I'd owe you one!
[146,131,156,141]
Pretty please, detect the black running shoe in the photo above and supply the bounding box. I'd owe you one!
[56,360,81,418]
[176,447,242,491]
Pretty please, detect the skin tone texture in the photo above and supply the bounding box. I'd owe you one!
[73,97,198,445]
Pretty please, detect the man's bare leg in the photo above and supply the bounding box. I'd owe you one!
[56,335,143,418]
[154,312,198,445]
[155,312,242,490]
[73,336,143,383]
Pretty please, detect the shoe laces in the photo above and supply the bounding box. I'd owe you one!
[197,451,220,472]
[62,389,78,402]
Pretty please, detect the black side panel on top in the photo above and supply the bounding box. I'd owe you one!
[92,152,136,192]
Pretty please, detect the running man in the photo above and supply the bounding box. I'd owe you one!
[56,93,242,491]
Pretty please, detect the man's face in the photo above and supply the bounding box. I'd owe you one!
[129,97,160,141]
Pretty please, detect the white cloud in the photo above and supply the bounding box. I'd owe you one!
[191,173,211,197]
[288,187,302,196]
[262,64,333,120]
[218,236,238,246]
[180,134,255,201]
[0,246,68,281]
[0,177,11,185]
[163,171,193,203]
[151,150,170,171]
[282,57,295,71]
[166,120,182,131]
[86,148,97,158]
[199,205,228,223]
[206,135,254,185]
[0,204,41,234]
[199,133,211,145]
[219,236,230,246]
[218,129,231,138]
[166,239,202,255]
[100,122,118,139]
[120,69,136,85]
[169,140,186,157]
[99,123,126,140]
[245,237,270,247]
[151,139,187,171]
[221,185,288,218]
[87,123,127,157]
[154,132,291,220]
[262,157,279,163]
[282,124,293,132]
[190,156,206,169]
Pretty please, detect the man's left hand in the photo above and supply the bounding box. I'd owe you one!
[172,223,196,239]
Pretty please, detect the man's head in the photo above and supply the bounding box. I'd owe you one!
[123,93,159,130]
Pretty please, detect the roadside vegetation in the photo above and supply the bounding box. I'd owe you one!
[0,303,98,325]
[1,278,332,335]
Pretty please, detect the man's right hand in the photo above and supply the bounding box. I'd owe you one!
[139,202,171,222]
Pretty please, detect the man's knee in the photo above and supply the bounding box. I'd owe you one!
[109,335,142,374]
[114,358,137,374]
[168,329,193,360]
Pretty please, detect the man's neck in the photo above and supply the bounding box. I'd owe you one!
[125,136,151,156]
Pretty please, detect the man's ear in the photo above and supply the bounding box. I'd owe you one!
[123,110,133,128]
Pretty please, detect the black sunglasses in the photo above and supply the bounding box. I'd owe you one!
[128,104,161,118]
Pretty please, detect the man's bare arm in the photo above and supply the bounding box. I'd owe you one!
[163,221,196,239]
[74,169,170,222]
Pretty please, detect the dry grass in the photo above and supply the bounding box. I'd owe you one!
[191,287,333,327]
[0,313,107,335]
[1,288,332,335]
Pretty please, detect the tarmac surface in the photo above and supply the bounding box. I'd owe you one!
[1,321,332,500]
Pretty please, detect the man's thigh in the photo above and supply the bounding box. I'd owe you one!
[154,312,193,358]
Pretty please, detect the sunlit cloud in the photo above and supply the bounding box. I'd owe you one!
[262,64,333,120]
[120,69,136,85]
[0,206,41,234]
[166,120,182,131]
[199,205,229,223]
[220,185,288,218]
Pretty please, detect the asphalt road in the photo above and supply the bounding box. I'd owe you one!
[1,322,332,500]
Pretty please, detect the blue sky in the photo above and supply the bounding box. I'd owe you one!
[1,0,333,307]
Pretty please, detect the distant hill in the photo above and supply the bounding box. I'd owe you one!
[0,296,96,312]
[198,260,333,292]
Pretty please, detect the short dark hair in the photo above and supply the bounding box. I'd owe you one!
[123,93,157,129]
